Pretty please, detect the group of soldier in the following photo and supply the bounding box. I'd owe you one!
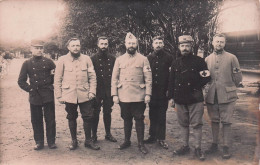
[18,32,242,161]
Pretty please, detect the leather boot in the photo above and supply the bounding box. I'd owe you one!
[223,124,231,147]
[119,119,132,149]
[136,120,148,154]
[104,113,117,142]
[84,120,100,150]
[34,142,44,150]
[68,120,78,150]
[92,109,100,143]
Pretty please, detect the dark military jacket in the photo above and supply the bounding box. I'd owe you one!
[147,49,173,100]
[91,51,115,99]
[18,56,56,105]
[168,53,211,105]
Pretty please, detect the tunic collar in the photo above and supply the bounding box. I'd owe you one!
[126,52,137,58]
[213,50,225,56]
[68,52,82,62]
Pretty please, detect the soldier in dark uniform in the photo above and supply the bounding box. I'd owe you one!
[168,35,211,160]
[144,36,172,149]
[91,36,117,142]
[18,40,56,150]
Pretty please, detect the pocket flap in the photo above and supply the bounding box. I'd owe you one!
[225,86,236,92]
[81,65,88,71]
[83,84,89,89]
[117,83,122,88]
[139,84,146,88]
[62,84,70,89]
[135,64,143,68]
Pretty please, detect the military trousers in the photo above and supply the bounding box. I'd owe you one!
[148,99,168,140]
[92,96,114,136]
[176,102,204,148]
[65,100,94,122]
[30,101,56,145]
[119,102,146,143]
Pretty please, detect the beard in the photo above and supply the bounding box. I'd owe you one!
[71,52,80,58]
[99,48,108,53]
[126,47,137,55]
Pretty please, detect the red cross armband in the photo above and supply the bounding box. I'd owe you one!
[143,65,151,72]
[199,70,210,77]
[50,69,55,75]
[233,67,241,73]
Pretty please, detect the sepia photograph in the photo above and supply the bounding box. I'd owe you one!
[0,0,259,164]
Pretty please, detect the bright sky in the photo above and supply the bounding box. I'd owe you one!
[219,0,259,32]
[0,0,258,43]
[0,0,64,42]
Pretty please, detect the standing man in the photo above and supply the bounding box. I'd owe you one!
[168,35,211,161]
[18,40,57,150]
[54,38,100,150]
[144,36,172,149]
[205,34,242,159]
[111,33,152,154]
[91,36,117,142]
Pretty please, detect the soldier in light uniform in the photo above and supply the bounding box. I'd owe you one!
[205,33,242,159]
[54,38,100,150]
[18,40,57,150]
[168,35,211,161]
[111,33,152,154]
[144,36,173,149]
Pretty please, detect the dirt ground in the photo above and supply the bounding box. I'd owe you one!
[0,59,259,165]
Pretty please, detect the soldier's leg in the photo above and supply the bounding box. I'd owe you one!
[157,99,169,149]
[30,104,44,150]
[65,102,78,150]
[43,101,56,148]
[80,100,100,150]
[206,102,220,154]
[219,101,236,159]
[157,99,168,140]
[103,96,117,142]
[189,102,205,160]
[173,103,190,155]
[133,102,147,154]
[144,101,157,143]
[119,102,133,149]
[92,98,102,141]
[189,102,204,149]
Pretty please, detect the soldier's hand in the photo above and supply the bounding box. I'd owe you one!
[169,99,175,108]
[113,96,119,104]
[58,98,65,104]
[144,95,151,104]
[89,93,95,100]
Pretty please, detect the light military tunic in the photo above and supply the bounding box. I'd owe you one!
[111,52,152,102]
[54,53,96,104]
[205,51,242,104]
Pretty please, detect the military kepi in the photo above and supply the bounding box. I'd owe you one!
[178,35,193,44]
[31,40,44,47]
